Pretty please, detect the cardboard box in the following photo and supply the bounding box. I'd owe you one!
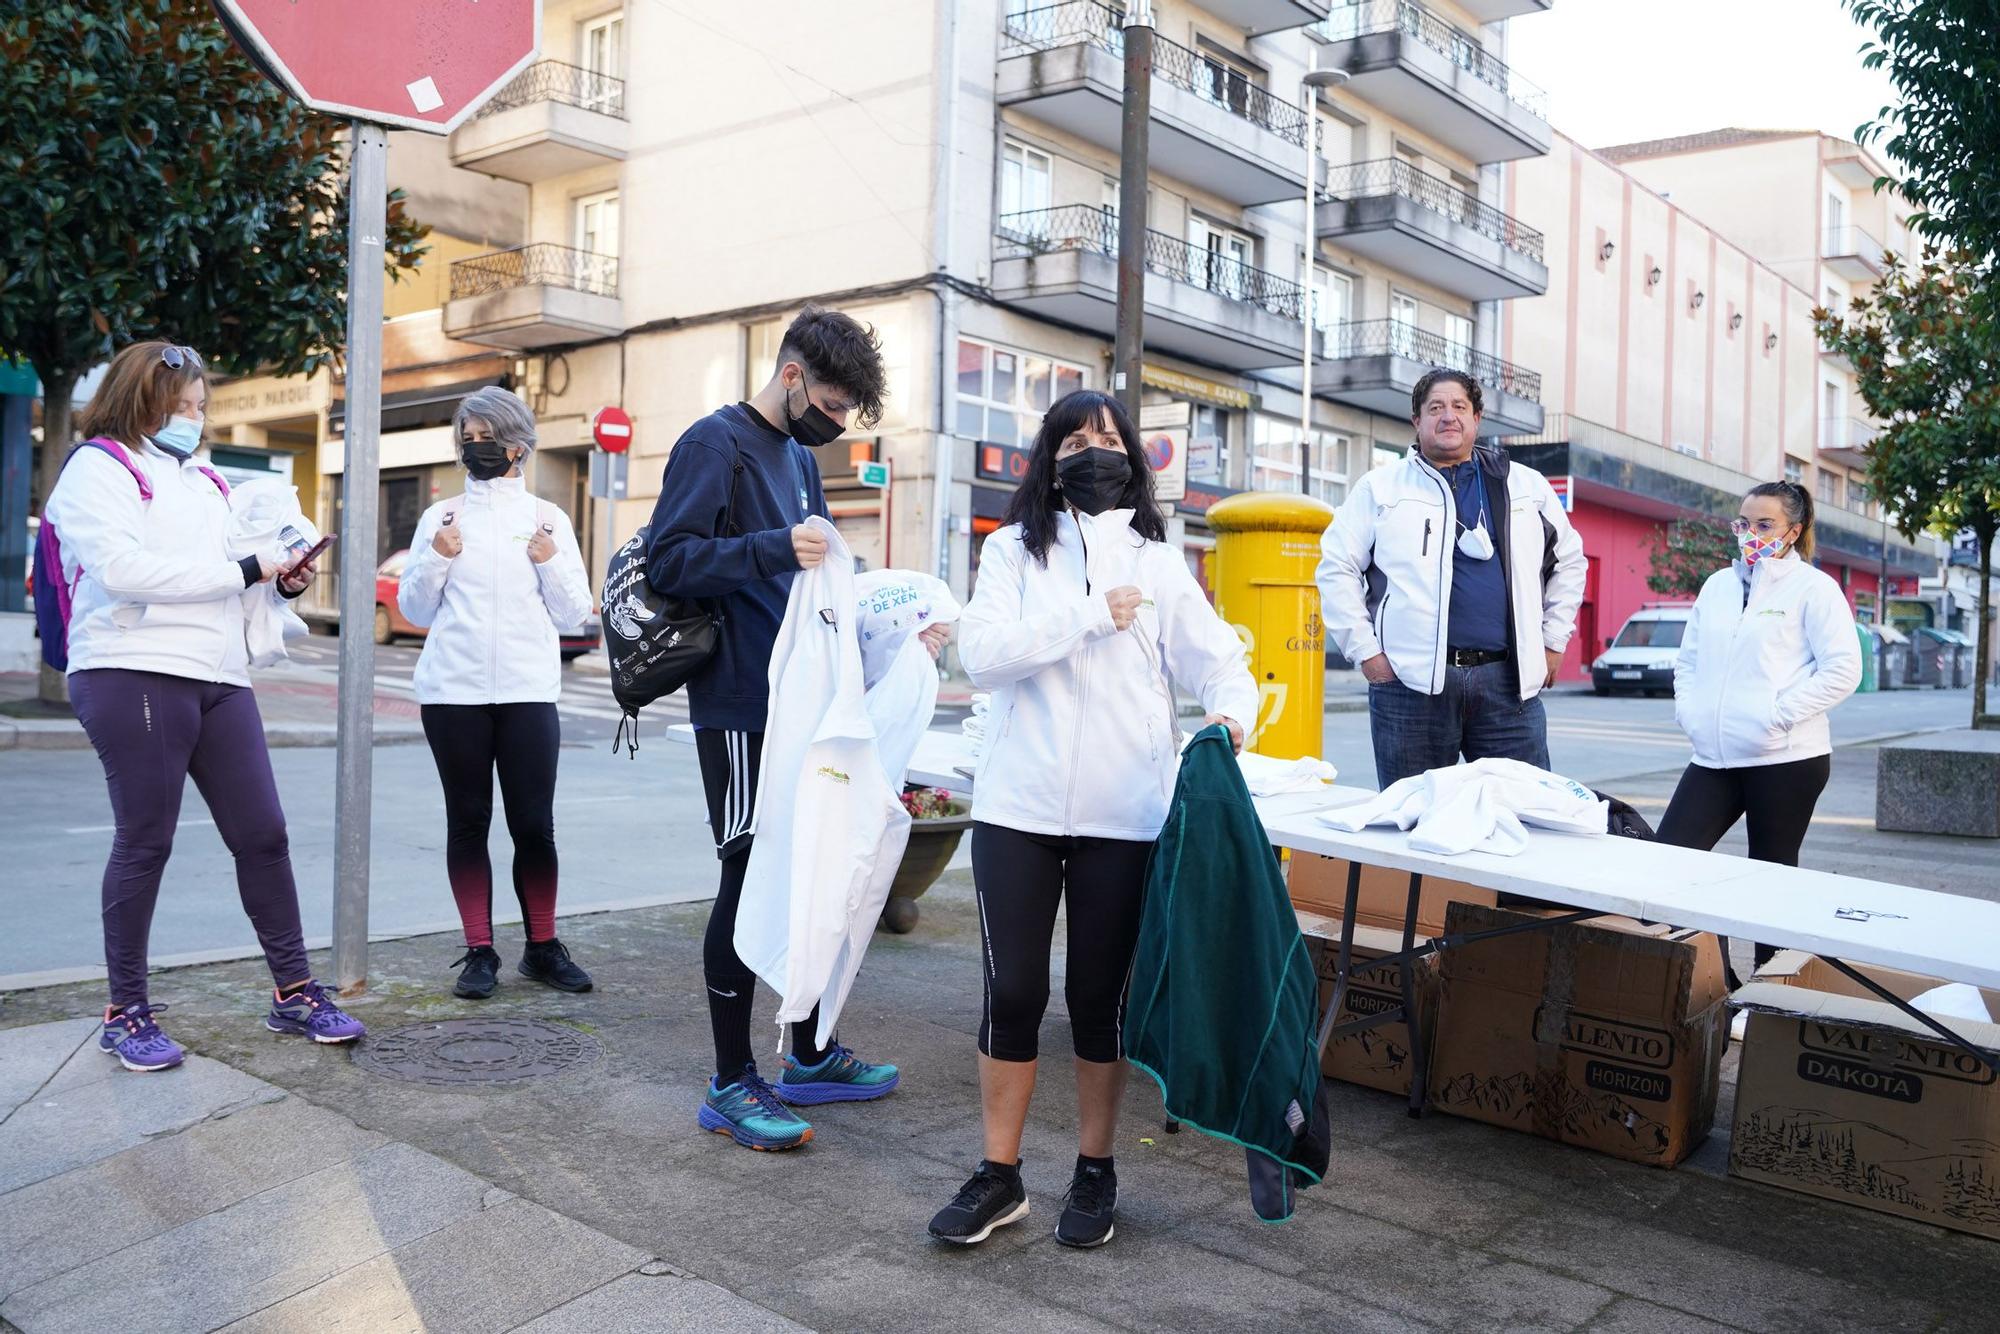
[1287,852,1497,937]
[1426,902,1729,1167]
[1729,952,2000,1241]
[1298,910,1440,1097]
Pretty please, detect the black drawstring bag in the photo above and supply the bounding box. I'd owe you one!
[601,452,740,756]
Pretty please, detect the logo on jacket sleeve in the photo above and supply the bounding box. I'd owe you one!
[815,765,851,785]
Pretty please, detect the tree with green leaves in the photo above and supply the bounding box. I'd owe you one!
[1844,1,2000,266]
[1644,518,1738,600]
[1816,250,2000,728]
[0,0,430,512]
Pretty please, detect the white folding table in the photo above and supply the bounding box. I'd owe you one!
[675,723,2000,1106]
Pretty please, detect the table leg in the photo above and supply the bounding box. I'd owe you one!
[1400,871,1427,1119]
[1816,956,2000,1076]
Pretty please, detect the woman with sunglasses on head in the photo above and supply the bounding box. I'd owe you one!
[1661,479,1862,965]
[399,387,597,999]
[926,390,1257,1251]
[43,341,363,1072]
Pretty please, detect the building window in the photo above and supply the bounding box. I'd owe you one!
[1817,469,1840,506]
[1187,216,1256,303]
[1442,312,1474,367]
[1249,415,1347,506]
[579,11,625,113]
[1850,478,1871,516]
[1389,290,1420,357]
[1784,456,1804,486]
[745,316,785,399]
[999,139,1052,229]
[1191,404,1229,482]
[576,190,619,255]
[956,338,1086,446]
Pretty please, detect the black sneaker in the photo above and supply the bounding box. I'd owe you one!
[451,946,502,999]
[928,1161,1028,1245]
[1055,1159,1117,1249]
[518,938,594,993]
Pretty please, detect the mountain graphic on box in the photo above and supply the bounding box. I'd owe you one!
[1735,1105,2000,1223]
[1436,1068,1673,1151]
[1334,1026,1410,1075]
[1435,1070,1535,1117]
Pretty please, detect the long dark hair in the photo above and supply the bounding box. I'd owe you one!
[1747,479,1817,560]
[1001,390,1168,565]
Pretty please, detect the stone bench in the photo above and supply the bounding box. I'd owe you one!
[1876,728,2000,838]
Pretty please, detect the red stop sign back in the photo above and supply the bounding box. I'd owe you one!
[593,406,633,453]
[213,1,541,135]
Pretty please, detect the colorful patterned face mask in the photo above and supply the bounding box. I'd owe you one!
[1738,532,1788,566]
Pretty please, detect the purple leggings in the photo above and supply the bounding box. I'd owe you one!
[70,669,310,1007]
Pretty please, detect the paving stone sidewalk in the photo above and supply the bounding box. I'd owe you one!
[5,877,1999,1334]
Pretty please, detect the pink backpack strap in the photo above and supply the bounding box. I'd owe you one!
[195,466,230,498]
[76,438,153,501]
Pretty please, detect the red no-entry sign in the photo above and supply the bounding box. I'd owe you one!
[593,406,633,453]
[212,0,541,135]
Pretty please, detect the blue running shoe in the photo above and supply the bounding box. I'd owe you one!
[98,1004,185,1073]
[777,1044,900,1105]
[265,981,366,1044]
[699,1069,814,1151]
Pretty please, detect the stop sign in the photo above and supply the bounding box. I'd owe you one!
[213,1,541,135]
[592,406,633,453]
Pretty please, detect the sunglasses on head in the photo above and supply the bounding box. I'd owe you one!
[158,345,202,371]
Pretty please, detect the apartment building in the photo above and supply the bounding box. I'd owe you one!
[1500,131,1939,673]
[285,0,1554,606]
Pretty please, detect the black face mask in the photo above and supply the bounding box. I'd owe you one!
[1055,448,1132,516]
[785,373,846,448]
[462,441,514,481]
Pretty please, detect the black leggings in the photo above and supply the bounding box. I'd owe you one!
[420,703,561,948]
[1655,754,1831,966]
[971,822,1154,1064]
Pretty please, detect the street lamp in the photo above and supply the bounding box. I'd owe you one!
[1299,59,1349,497]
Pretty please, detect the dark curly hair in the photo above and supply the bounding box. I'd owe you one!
[1410,367,1484,421]
[1001,390,1167,566]
[777,304,887,429]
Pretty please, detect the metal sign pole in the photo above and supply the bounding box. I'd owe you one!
[332,120,387,993]
[1113,1,1153,418]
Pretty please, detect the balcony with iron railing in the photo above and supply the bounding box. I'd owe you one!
[447,59,630,183]
[997,2,1313,206]
[1822,224,1887,282]
[1310,0,1551,163]
[1314,317,1543,435]
[992,204,1307,370]
[1198,0,1332,36]
[1318,158,1548,300]
[442,243,623,350]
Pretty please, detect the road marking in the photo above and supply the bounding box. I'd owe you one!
[65,818,215,834]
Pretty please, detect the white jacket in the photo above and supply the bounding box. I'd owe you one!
[44,440,254,686]
[960,508,1260,841]
[1317,448,1586,699]
[1323,757,1606,857]
[737,519,912,1047]
[399,475,594,706]
[1673,554,1861,769]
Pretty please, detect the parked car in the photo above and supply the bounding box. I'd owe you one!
[1590,603,1693,696]
[372,549,601,661]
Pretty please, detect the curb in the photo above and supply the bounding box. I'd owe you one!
[0,721,429,752]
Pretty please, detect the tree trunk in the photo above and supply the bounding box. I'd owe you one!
[35,365,80,710]
[1975,520,1996,730]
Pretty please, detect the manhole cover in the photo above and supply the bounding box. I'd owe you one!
[353,1018,602,1086]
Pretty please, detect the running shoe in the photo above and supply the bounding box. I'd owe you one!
[1055,1158,1118,1249]
[928,1161,1028,1245]
[452,946,502,999]
[699,1069,814,1151]
[776,1043,899,1104]
[265,981,366,1044]
[518,938,593,993]
[98,1003,185,1073]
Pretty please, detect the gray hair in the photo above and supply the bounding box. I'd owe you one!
[453,386,537,457]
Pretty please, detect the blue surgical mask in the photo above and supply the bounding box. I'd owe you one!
[153,415,203,460]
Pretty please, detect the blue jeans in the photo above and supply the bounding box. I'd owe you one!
[1367,661,1550,788]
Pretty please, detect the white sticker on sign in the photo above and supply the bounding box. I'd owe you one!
[406,77,444,113]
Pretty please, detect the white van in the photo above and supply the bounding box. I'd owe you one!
[1590,603,1693,696]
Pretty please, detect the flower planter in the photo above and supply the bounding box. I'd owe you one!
[880,804,972,934]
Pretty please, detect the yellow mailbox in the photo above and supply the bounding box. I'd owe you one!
[1206,493,1335,760]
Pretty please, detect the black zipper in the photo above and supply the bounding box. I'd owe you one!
[1074,514,1092,595]
[1423,518,1432,556]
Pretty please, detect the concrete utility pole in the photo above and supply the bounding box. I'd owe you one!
[1298,61,1348,497]
[1113,1,1154,418]
[331,121,387,994]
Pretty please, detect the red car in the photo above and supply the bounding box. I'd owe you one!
[373,549,601,661]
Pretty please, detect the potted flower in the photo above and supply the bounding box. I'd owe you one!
[880,785,972,933]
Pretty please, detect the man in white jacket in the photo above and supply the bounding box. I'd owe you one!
[1317,369,1586,787]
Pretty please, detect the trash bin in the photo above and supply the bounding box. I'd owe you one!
[1854,622,1877,693]
[1206,492,1335,761]
[1875,624,1910,690]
